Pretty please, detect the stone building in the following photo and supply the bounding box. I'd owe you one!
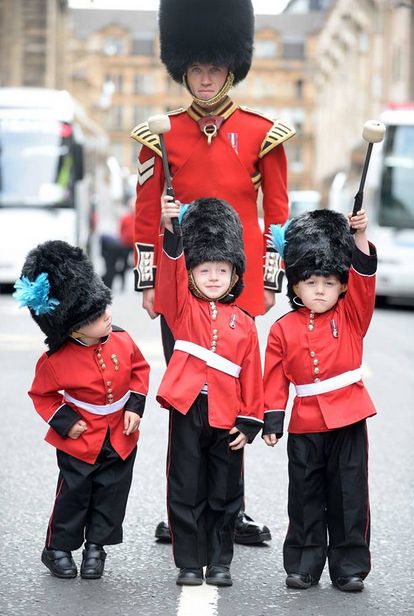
[313,0,414,192]
[0,0,69,89]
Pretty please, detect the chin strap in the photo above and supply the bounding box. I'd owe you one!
[187,269,239,302]
[183,71,234,109]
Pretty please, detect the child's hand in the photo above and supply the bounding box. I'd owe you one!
[348,209,368,234]
[123,411,141,435]
[161,195,181,232]
[229,427,248,450]
[68,420,87,439]
[264,433,278,447]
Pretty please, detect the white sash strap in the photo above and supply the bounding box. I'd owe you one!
[295,369,362,397]
[174,340,241,378]
[63,390,131,415]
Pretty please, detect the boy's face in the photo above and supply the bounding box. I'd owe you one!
[74,306,112,341]
[294,275,347,314]
[192,261,233,300]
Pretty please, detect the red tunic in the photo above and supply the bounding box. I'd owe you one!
[263,246,378,434]
[155,230,264,435]
[29,328,150,464]
[132,100,295,316]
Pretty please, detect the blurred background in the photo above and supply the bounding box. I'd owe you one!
[0,0,413,302]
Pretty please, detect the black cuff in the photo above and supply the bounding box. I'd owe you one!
[125,392,146,417]
[351,242,377,276]
[49,404,82,438]
[262,410,285,438]
[163,228,183,259]
[235,418,263,443]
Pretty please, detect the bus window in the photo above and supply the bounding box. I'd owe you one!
[0,119,74,207]
[379,125,414,229]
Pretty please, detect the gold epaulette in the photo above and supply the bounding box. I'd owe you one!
[259,120,296,158]
[130,122,161,157]
[130,108,186,157]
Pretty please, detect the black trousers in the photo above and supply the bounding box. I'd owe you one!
[47,437,136,551]
[160,315,247,516]
[167,395,244,569]
[284,420,371,582]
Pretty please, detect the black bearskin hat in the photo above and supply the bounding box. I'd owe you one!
[159,0,254,85]
[181,198,245,300]
[15,240,111,352]
[284,210,354,309]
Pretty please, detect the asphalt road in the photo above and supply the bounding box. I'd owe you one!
[0,278,413,616]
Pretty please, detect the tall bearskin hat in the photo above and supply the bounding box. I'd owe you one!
[13,240,111,352]
[181,197,245,301]
[159,0,254,85]
[283,210,354,309]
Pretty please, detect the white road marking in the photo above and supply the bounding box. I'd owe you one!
[177,584,218,616]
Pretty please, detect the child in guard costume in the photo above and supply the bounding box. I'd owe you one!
[263,209,377,592]
[14,241,150,579]
[157,196,264,587]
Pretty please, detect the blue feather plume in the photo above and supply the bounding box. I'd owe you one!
[13,272,60,315]
[267,221,291,258]
[178,203,190,225]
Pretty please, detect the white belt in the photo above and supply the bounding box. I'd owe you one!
[295,369,362,397]
[63,390,131,415]
[174,340,241,378]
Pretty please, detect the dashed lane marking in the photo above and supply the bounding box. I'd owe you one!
[177,583,218,616]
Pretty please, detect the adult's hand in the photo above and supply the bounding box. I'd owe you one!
[264,289,276,313]
[142,288,158,319]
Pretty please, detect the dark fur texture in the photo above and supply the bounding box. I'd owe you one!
[181,198,245,300]
[159,0,254,84]
[284,210,354,309]
[21,240,111,351]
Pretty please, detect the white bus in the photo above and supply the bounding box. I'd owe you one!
[0,88,109,286]
[329,106,414,303]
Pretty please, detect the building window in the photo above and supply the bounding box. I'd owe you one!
[106,74,123,93]
[111,142,124,165]
[255,40,277,59]
[133,106,153,125]
[104,38,125,56]
[109,106,124,130]
[133,74,155,95]
[283,40,305,60]
[295,79,304,99]
[132,35,154,56]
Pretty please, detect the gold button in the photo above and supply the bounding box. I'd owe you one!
[212,334,218,341]
[314,367,320,374]
[106,381,111,386]
[97,353,102,359]
[212,329,218,334]
[308,324,314,331]
[107,388,112,393]
[313,359,319,366]
[310,351,315,357]
[314,377,321,383]
[101,364,106,369]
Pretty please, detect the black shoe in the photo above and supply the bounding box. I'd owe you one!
[176,568,204,586]
[205,565,233,587]
[286,573,317,589]
[234,511,272,545]
[155,520,172,543]
[80,543,106,579]
[41,548,77,579]
[333,576,364,592]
